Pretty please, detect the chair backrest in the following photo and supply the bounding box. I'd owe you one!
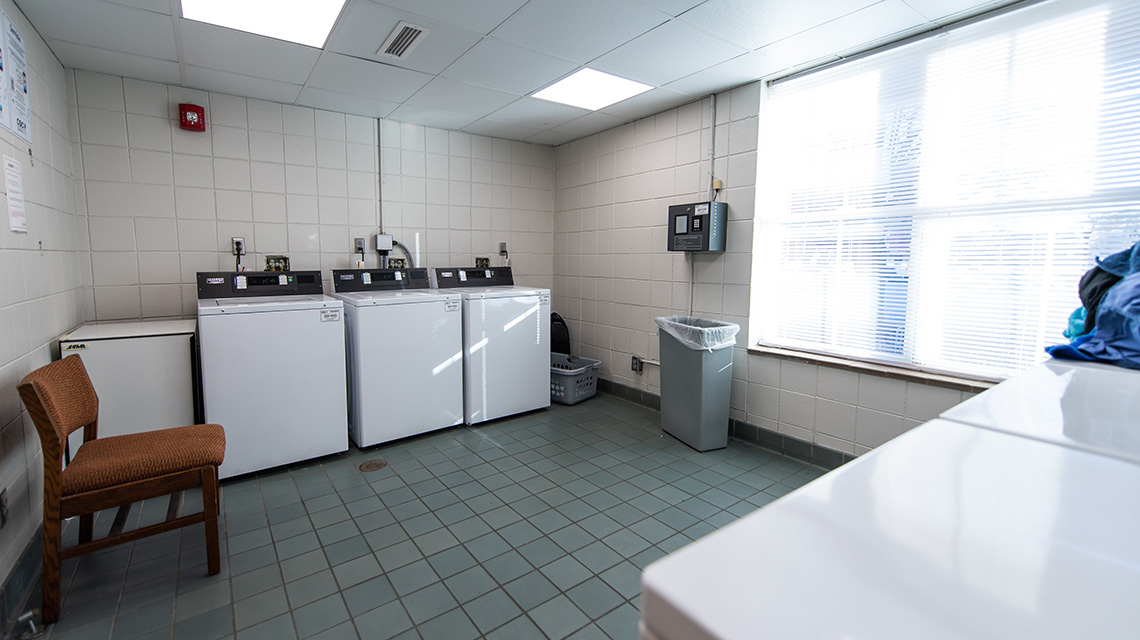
[18,355,99,456]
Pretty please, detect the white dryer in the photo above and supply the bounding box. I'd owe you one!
[331,268,464,447]
[197,271,348,479]
[435,267,550,425]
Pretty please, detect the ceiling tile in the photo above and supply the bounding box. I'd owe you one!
[403,77,518,118]
[902,0,1014,22]
[485,98,589,129]
[461,119,543,140]
[490,0,668,64]
[440,39,578,95]
[18,0,177,59]
[664,51,784,96]
[183,65,304,105]
[386,105,477,129]
[179,20,321,85]
[307,52,433,102]
[552,111,630,137]
[296,87,400,118]
[591,20,746,86]
[525,130,577,146]
[48,40,181,85]
[758,0,928,68]
[367,0,528,34]
[680,0,881,49]
[105,0,172,13]
[598,86,693,119]
[631,0,709,17]
[327,0,483,75]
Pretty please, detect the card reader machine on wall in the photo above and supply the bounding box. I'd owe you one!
[668,201,726,252]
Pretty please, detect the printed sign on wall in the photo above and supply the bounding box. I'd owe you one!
[0,10,31,145]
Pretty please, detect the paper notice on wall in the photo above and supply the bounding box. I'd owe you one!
[5,154,25,232]
[0,10,30,145]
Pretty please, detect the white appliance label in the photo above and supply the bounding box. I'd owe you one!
[206,277,224,285]
[696,203,709,215]
[444,301,459,312]
[485,270,492,278]
[362,273,371,285]
[395,271,402,281]
[62,342,88,351]
[540,295,550,305]
[236,276,247,289]
[320,310,341,323]
[279,274,288,285]
[458,271,467,282]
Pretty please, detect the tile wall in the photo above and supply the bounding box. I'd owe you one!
[0,0,83,606]
[378,121,554,290]
[551,82,976,458]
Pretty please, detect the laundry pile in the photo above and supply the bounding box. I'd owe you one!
[1048,241,1140,369]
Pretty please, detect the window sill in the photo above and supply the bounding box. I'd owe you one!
[747,345,999,393]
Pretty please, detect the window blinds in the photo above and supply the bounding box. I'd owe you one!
[754,0,1140,379]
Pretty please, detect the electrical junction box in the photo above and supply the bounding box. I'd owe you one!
[668,201,727,252]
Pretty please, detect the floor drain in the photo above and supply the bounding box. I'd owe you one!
[358,459,388,472]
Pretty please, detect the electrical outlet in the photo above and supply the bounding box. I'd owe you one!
[354,237,366,252]
[474,256,490,268]
[231,237,246,255]
[387,257,406,268]
[499,242,508,256]
[0,488,8,528]
[631,355,643,373]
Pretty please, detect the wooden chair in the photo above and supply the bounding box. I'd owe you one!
[18,355,226,624]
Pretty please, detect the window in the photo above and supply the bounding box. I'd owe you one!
[752,0,1140,379]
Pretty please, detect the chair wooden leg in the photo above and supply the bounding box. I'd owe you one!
[41,503,62,625]
[79,514,94,544]
[201,466,220,575]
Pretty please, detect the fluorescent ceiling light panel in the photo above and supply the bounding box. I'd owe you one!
[181,0,346,48]
[532,68,652,111]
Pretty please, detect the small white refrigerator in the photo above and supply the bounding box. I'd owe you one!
[58,320,198,447]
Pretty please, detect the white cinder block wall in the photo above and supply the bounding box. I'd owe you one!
[552,82,975,457]
[0,0,83,592]
[378,121,554,290]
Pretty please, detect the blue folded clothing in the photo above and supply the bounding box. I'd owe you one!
[1047,272,1140,370]
[1095,240,1140,277]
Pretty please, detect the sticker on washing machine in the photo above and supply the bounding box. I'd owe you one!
[695,203,709,215]
[62,342,88,351]
[205,277,225,285]
[444,301,459,312]
[320,310,341,323]
[540,295,550,305]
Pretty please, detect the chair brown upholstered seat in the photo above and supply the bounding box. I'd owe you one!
[18,355,226,625]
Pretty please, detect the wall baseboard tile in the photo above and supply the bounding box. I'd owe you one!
[1,532,40,639]
[598,379,854,471]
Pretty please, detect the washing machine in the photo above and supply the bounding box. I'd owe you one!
[435,267,550,425]
[331,267,464,447]
[197,271,348,479]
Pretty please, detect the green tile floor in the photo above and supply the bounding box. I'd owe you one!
[41,394,825,640]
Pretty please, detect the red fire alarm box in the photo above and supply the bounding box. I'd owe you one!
[179,103,205,131]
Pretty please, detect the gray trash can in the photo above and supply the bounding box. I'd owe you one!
[655,316,740,452]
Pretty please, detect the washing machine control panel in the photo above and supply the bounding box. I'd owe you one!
[196,271,325,298]
[332,268,431,292]
[434,267,515,288]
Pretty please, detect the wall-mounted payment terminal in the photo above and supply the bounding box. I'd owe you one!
[668,201,726,252]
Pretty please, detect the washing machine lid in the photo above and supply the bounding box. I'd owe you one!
[941,359,1140,464]
[61,319,197,341]
[198,295,341,315]
[332,290,462,307]
[456,286,550,300]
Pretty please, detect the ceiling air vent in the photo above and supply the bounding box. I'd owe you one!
[378,22,429,59]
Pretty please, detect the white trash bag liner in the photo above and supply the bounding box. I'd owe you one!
[655,316,740,351]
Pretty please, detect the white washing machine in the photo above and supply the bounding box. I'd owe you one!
[197,271,348,479]
[435,267,551,425]
[331,268,464,447]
